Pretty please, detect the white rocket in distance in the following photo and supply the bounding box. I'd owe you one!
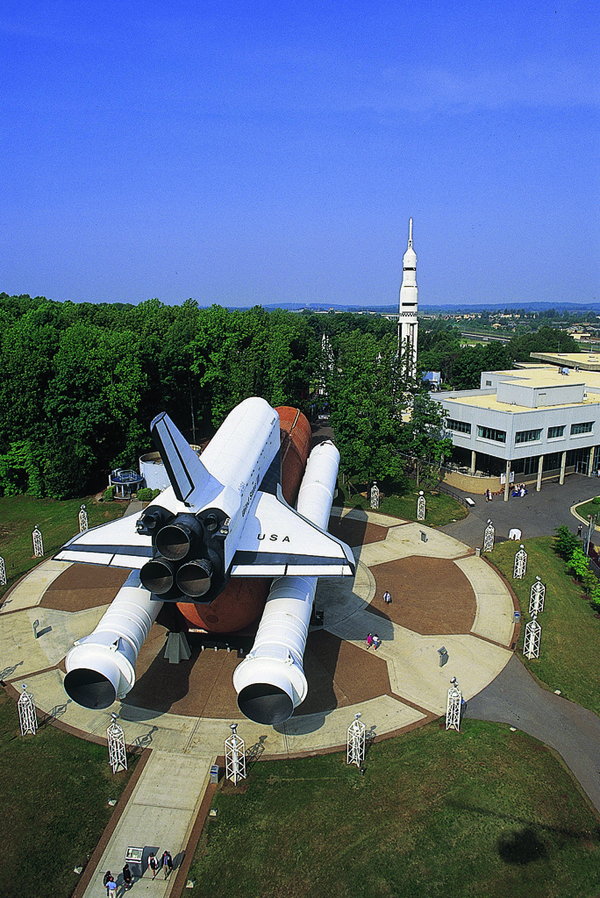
[398,217,419,380]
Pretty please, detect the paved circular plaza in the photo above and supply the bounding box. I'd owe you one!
[0,508,516,757]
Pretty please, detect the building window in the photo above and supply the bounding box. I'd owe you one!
[477,425,506,443]
[547,425,565,439]
[515,429,541,444]
[485,380,492,386]
[447,419,471,434]
[571,422,593,435]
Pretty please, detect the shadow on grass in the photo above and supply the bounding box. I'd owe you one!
[498,825,548,864]
[448,799,600,865]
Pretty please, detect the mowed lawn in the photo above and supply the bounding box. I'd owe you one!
[0,689,136,898]
[487,536,600,717]
[190,720,600,898]
[0,493,125,599]
[344,488,467,528]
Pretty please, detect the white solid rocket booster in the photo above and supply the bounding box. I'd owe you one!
[63,571,162,709]
[233,439,343,725]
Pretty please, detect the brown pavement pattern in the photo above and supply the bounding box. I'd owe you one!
[366,556,477,635]
[42,563,129,611]
[1,510,514,738]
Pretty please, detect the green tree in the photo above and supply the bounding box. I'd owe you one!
[398,392,453,487]
[326,331,407,488]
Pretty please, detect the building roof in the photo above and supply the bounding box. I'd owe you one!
[530,351,600,371]
[442,364,600,413]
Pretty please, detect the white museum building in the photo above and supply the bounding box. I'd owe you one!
[434,353,600,499]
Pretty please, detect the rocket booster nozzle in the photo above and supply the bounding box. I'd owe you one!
[176,559,213,598]
[63,573,162,710]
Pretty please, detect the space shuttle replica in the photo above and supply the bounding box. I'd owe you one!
[56,397,355,725]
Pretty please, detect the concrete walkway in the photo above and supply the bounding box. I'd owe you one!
[0,509,517,893]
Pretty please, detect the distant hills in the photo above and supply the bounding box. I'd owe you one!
[233,301,600,315]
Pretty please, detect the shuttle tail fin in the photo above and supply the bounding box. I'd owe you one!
[150,412,210,505]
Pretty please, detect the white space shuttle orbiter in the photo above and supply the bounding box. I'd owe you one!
[56,397,355,604]
[57,397,354,716]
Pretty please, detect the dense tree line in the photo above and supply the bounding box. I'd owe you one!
[0,293,577,500]
[0,295,320,498]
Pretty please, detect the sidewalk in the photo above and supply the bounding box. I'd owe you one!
[441,473,598,548]
[78,750,215,898]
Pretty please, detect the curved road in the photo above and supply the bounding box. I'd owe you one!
[443,473,600,813]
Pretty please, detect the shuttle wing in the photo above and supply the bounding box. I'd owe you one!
[54,516,153,569]
[230,490,355,578]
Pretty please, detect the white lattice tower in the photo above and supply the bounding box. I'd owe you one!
[18,684,38,736]
[0,556,6,586]
[445,678,462,731]
[417,491,426,521]
[107,713,127,774]
[370,483,380,510]
[483,519,495,553]
[78,504,89,533]
[523,615,541,659]
[225,724,247,785]
[513,544,527,579]
[529,577,546,615]
[32,526,44,558]
[346,713,366,767]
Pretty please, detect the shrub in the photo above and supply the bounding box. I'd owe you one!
[137,487,154,502]
[593,496,600,505]
[553,525,579,560]
[103,486,115,502]
[151,488,161,499]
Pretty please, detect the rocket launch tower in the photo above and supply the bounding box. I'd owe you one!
[397,218,418,380]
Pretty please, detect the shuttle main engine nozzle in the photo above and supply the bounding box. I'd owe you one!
[139,510,226,603]
[63,572,162,710]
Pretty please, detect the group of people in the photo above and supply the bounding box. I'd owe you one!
[103,850,173,893]
[148,851,173,880]
[512,483,528,498]
[366,590,391,650]
[366,632,381,650]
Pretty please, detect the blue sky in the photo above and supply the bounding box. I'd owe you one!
[1,0,599,308]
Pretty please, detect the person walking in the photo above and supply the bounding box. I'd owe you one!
[102,871,112,897]
[366,633,373,649]
[161,850,174,878]
[148,853,159,880]
[106,876,117,895]
[383,591,391,605]
[122,863,133,891]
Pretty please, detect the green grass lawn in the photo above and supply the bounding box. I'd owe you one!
[189,719,600,898]
[0,493,126,600]
[573,498,600,527]
[0,689,136,898]
[343,486,468,528]
[487,536,600,716]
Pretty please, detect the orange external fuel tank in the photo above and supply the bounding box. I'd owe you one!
[176,406,312,633]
